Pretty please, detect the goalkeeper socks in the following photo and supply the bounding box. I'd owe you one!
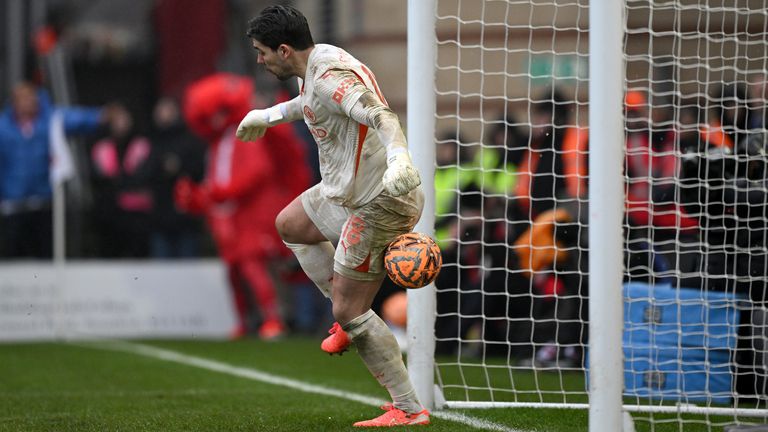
[344,310,423,414]
[284,241,335,298]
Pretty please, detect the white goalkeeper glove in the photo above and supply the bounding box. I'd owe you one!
[236,105,287,141]
[382,151,421,196]
[236,109,269,141]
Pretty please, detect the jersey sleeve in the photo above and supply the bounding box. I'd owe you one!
[60,107,103,134]
[312,68,370,117]
[313,66,410,164]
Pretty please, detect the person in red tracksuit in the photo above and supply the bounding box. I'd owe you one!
[175,73,310,339]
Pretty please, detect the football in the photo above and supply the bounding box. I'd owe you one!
[384,232,442,289]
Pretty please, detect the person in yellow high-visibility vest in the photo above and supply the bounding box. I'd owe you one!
[434,134,482,249]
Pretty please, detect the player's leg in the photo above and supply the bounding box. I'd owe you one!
[331,188,428,424]
[330,275,381,325]
[276,185,343,298]
[239,255,285,340]
[332,273,425,417]
[226,264,249,338]
[275,193,327,245]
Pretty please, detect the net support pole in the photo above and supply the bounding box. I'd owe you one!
[47,47,72,265]
[53,182,66,264]
[588,0,625,431]
[407,0,437,411]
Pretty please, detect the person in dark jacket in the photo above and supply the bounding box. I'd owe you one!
[89,105,153,258]
[146,97,206,258]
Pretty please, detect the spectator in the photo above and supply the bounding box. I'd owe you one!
[513,87,574,218]
[679,125,768,398]
[480,116,525,199]
[432,132,485,355]
[624,90,698,284]
[146,97,206,258]
[176,73,311,340]
[433,132,481,248]
[498,88,589,364]
[472,118,534,359]
[507,203,587,366]
[0,81,107,258]
[484,115,529,235]
[89,105,154,258]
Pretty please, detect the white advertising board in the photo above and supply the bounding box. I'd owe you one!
[0,260,237,341]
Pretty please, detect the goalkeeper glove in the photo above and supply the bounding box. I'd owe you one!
[236,105,287,141]
[382,152,421,196]
[236,109,270,141]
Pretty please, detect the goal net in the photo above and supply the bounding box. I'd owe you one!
[427,0,768,428]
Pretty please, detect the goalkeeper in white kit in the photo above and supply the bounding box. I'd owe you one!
[237,5,429,427]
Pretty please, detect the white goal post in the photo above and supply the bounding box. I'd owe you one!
[407,0,438,412]
[587,0,624,430]
[408,0,768,430]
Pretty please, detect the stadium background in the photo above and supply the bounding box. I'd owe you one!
[2,1,768,431]
[4,0,759,170]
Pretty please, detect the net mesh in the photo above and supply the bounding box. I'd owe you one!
[432,0,768,427]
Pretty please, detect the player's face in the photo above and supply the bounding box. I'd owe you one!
[252,39,293,81]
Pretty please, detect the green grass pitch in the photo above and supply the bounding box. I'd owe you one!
[0,338,746,431]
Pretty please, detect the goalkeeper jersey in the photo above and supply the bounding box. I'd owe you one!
[298,44,390,208]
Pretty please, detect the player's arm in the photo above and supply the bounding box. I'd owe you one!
[315,69,421,196]
[350,92,421,196]
[235,95,303,141]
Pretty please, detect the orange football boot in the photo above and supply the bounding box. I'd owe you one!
[353,407,430,427]
[320,322,351,355]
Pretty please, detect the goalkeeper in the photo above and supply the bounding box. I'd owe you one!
[237,5,428,428]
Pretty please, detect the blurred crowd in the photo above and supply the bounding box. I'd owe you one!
[0,0,345,340]
[432,74,768,374]
[1,0,393,344]
[0,74,334,340]
[2,73,768,352]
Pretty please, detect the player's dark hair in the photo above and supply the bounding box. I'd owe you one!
[246,5,314,51]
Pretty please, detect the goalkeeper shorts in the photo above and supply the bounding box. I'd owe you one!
[300,183,424,281]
